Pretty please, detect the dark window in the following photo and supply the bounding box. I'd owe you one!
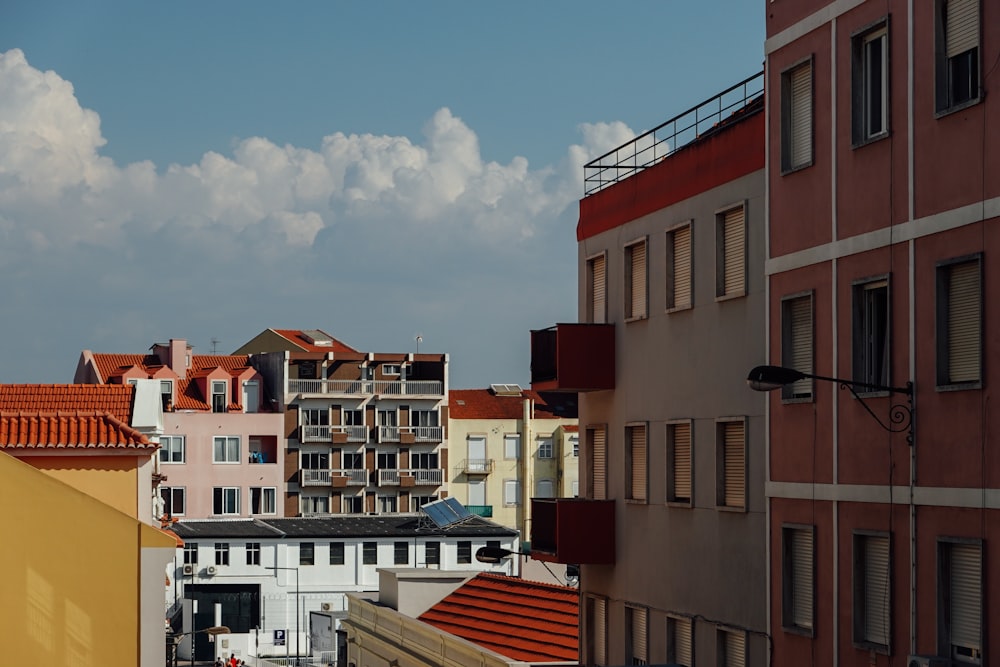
[160,487,186,516]
[246,542,261,566]
[851,22,889,144]
[935,0,981,112]
[300,542,315,566]
[457,541,472,564]
[362,542,377,565]
[853,278,890,389]
[214,543,230,566]
[425,541,440,565]
[330,542,345,565]
[394,542,409,565]
[184,544,198,565]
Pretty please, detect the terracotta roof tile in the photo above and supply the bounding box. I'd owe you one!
[449,389,578,420]
[272,329,358,353]
[0,385,134,423]
[418,573,578,662]
[0,411,155,450]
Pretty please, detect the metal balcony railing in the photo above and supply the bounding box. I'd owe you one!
[301,469,332,486]
[301,425,331,442]
[332,468,368,485]
[378,469,400,486]
[466,505,493,518]
[403,425,444,442]
[406,469,444,485]
[583,71,764,195]
[332,425,368,442]
[461,458,494,475]
[288,379,443,397]
[379,426,400,443]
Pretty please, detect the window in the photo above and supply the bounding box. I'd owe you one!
[302,452,329,469]
[183,544,198,565]
[411,409,439,432]
[411,452,438,469]
[243,381,259,413]
[782,525,815,633]
[587,253,607,324]
[394,541,409,565]
[588,596,608,667]
[626,605,648,665]
[667,421,692,504]
[211,380,227,413]
[626,423,647,502]
[625,238,648,320]
[716,205,746,298]
[160,487,186,517]
[457,541,472,564]
[425,541,441,565]
[302,494,329,514]
[781,59,813,171]
[503,479,521,506]
[213,487,240,515]
[853,533,891,651]
[667,616,693,667]
[382,364,400,376]
[378,409,397,427]
[300,542,315,566]
[571,480,579,497]
[362,542,377,565]
[246,542,260,566]
[377,452,397,470]
[411,495,437,512]
[589,426,607,500]
[938,539,982,663]
[342,495,363,513]
[717,420,746,509]
[781,293,814,399]
[852,22,889,144]
[343,409,363,426]
[666,222,693,310]
[571,435,579,457]
[160,380,173,411]
[718,628,746,667]
[937,256,982,387]
[378,495,397,513]
[536,479,555,498]
[342,452,363,469]
[330,542,345,565]
[537,437,553,459]
[213,436,240,463]
[249,487,276,514]
[504,434,521,459]
[935,0,980,113]
[159,435,186,463]
[303,408,330,430]
[853,278,890,389]
[214,542,230,566]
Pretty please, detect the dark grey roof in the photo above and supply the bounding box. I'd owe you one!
[169,515,518,540]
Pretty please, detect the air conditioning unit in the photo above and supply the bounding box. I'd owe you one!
[908,656,949,667]
[205,565,218,576]
[321,602,332,612]
[182,564,195,576]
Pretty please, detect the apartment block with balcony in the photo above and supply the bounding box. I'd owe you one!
[236,328,449,516]
[75,338,286,519]
[530,74,768,666]
[447,385,578,537]
[764,2,999,665]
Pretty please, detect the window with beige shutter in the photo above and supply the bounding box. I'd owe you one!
[716,206,746,298]
[720,628,746,667]
[782,59,813,171]
[588,253,607,324]
[782,525,815,633]
[625,239,648,319]
[589,596,608,667]
[936,0,981,112]
[627,423,647,502]
[853,533,891,650]
[667,421,692,504]
[667,616,693,666]
[717,421,745,509]
[937,256,981,386]
[939,539,982,662]
[626,605,648,665]
[781,292,814,399]
[589,426,607,500]
[667,223,692,310]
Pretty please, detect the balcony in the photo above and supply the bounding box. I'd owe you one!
[378,426,400,443]
[467,505,493,518]
[460,459,494,475]
[300,424,332,443]
[400,425,444,444]
[378,469,444,487]
[331,425,368,443]
[530,498,616,564]
[288,379,444,398]
[301,469,369,487]
[301,469,332,486]
[530,324,615,392]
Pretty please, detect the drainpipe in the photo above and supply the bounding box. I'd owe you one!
[522,395,532,543]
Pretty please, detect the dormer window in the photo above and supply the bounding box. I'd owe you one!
[383,364,401,376]
[212,381,227,413]
[160,381,173,411]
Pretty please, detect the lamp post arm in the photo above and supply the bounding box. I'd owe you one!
[808,372,912,396]
[837,380,915,444]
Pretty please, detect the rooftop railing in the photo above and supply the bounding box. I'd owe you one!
[583,71,764,196]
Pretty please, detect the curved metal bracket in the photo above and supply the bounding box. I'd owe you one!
[839,381,914,445]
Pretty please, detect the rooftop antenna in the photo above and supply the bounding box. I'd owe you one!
[415,335,422,354]
[210,338,220,354]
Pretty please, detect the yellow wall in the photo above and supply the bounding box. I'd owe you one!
[0,452,143,666]
[29,454,140,519]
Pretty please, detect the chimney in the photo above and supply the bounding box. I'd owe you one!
[169,339,189,379]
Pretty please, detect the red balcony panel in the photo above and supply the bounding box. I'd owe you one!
[530,498,615,564]
[530,324,614,392]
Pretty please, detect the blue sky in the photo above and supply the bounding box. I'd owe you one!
[0,1,763,388]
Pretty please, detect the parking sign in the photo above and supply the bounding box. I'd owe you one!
[274,629,286,646]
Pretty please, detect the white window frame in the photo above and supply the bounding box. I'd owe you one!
[243,380,259,413]
[213,487,240,516]
[342,495,363,514]
[160,380,174,411]
[852,21,890,145]
[246,542,261,566]
[504,434,521,459]
[160,486,186,517]
[214,542,230,566]
[537,436,553,459]
[382,363,401,376]
[212,436,241,464]
[503,479,520,506]
[211,380,227,413]
[852,277,890,391]
[535,478,555,498]
[249,487,277,515]
[570,435,579,457]
[159,435,186,463]
[378,495,398,513]
[301,494,329,515]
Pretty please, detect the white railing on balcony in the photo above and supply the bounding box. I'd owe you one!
[379,426,400,443]
[379,469,400,486]
[301,469,332,486]
[288,379,443,397]
[301,425,331,442]
[332,468,369,485]
[332,425,368,442]
[405,468,444,485]
[462,458,494,474]
[405,426,444,442]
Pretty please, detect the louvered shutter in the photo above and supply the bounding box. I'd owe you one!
[864,536,890,645]
[673,423,692,502]
[790,296,813,397]
[673,226,692,308]
[724,422,745,508]
[724,631,746,667]
[629,242,647,318]
[674,618,693,666]
[593,597,607,666]
[950,543,982,655]
[631,607,648,663]
[948,261,981,383]
[630,426,647,501]
[790,63,813,167]
[591,255,606,324]
[946,0,979,57]
[792,529,814,629]
[723,208,746,296]
[591,428,607,500]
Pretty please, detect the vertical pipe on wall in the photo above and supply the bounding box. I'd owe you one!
[830,18,840,667]
[907,0,917,656]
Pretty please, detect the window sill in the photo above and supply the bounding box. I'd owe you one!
[625,498,649,506]
[852,640,890,655]
[782,624,815,638]
[624,314,648,324]
[714,291,746,303]
[851,130,890,150]
[781,395,814,405]
[666,500,693,509]
[780,160,814,176]
[716,504,747,514]
[666,304,693,314]
[935,96,982,119]
[936,381,982,393]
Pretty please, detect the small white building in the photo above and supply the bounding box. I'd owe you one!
[165,513,519,663]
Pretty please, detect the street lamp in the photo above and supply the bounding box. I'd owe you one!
[746,365,913,442]
[266,566,300,666]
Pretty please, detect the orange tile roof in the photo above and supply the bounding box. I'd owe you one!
[93,353,158,382]
[449,389,577,420]
[0,411,155,450]
[0,385,134,422]
[418,573,579,662]
[272,329,358,353]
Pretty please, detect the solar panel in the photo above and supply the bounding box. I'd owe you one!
[442,497,471,519]
[420,498,471,529]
